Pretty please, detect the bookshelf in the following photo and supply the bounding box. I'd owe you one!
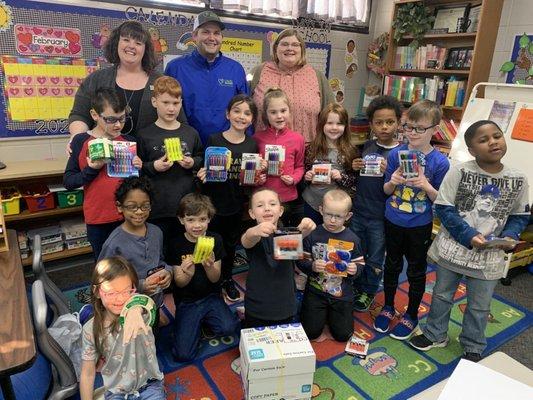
[0,198,8,252]
[385,0,504,128]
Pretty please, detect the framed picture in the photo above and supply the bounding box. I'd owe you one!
[467,4,482,32]
[433,4,470,33]
[445,47,474,69]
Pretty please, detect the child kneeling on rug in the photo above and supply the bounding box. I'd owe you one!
[298,189,365,341]
[168,193,240,361]
[409,120,530,362]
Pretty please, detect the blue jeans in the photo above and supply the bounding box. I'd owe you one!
[173,293,240,361]
[350,215,386,295]
[422,265,498,355]
[104,379,165,400]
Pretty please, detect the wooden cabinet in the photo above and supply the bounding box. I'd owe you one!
[0,159,91,266]
[385,0,504,120]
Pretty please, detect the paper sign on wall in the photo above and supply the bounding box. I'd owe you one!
[511,108,533,143]
[14,24,82,57]
[221,37,262,75]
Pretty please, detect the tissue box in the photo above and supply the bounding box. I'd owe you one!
[239,323,315,400]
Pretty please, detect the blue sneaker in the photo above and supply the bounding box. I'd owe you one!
[374,305,395,333]
[390,314,418,340]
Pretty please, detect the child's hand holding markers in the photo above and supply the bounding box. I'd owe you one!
[352,158,364,171]
[280,175,294,186]
[87,157,105,170]
[312,259,326,273]
[202,253,215,268]
[380,158,388,174]
[253,222,277,238]
[406,166,430,190]
[132,155,143,170]
[197,167,207,183]
[304,170,315,182]
[346,262,357,275]
[147,269,172,290]
[259,158,268,171]
[331,169,342,181]
[178,156,194,169]
[257,173,267,185]
[154,155,173,172]
[390,167,406,185]
[180,256,195,276]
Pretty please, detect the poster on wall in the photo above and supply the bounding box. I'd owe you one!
[0,0,331,139]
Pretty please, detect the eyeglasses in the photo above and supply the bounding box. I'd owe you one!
[278,42,301,49]
[402,123,437,134]
[121,203,151,212]
[373,120,398,127]
[322,212,348,221]
[99,287,136,300]
[100,114,127,124]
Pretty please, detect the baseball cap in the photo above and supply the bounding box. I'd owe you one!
[193,11,225,31]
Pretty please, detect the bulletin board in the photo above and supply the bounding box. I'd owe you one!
[0,0,331,139]
[449,83,533,200]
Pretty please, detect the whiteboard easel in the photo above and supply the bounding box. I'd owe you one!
[449,82,533,200]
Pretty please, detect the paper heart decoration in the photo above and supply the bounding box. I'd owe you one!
[29,44,40,52]
[65,88,74,96]
[51,77,60,84]
[55,47,62,53]
[54,31,63,38]
[65,31,80,43]
[9,88,20,96]
[8,76,18,84]
[39,88,48,95]
[76,78,83,85]
[45,46,54,53]
[32,27,42,35]
[17,32,32,45]
[62,47,69,54]
[18,45,28,52]
[37,76,47,84]
[22,76,32,84]
[52,88,60,95]
[64,77,73,85]
[17,26,24,32]
[69,42,81,54]
[24,88,34,95]
[47,28,54,34]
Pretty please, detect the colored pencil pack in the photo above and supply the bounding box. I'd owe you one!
[192,236,215,263]
[264,144,285,176]
[239,153,262,186]
[398,150,419,178]
[164,137,184,162]
[311,162,332,184]
[360,153,384,177]
[204,147,232,182]
[88,137,114,162]
[273,227,303,260]
[107,141,139,178]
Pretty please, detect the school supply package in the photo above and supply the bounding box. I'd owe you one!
[204,147,232,182]
[239,153,262,186]
[345,335,369,359]
[265,144,285,176]
[312,239,354,277]
[398,150,419,178]
[360,153,384,177]
[273,227,303,260]
[164,137,184,162]
[240,323,316,400]
[88,137,114,162]
[118,294,157,327]
[107,141,139,178]
[311,162,332,184]
[192,236,215,263]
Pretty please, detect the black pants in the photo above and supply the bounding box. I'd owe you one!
[300,288,353,342]
[209,212,242,282]
[244,312,294,329]
[383,219,433,319]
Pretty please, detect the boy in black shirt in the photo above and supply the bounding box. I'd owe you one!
[168,193,239,361]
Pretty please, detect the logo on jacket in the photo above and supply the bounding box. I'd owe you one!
[218,78,233,86]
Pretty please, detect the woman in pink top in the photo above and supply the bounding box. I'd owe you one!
[251,29,334,143]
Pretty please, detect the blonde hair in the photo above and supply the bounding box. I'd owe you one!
[323,189,352,212]
[91,256,139,356]
[272,28,307,66]
[407,99,442,126]
[262,87,291,126]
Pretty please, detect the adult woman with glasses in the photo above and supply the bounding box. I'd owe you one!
[250,28,334,143]
[68,21,180,142]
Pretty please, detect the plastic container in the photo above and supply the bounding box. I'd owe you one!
[57,190,83,208]
[20,184,55,213]
[0,187,22,216]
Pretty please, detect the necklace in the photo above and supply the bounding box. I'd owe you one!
[122,87,135,115]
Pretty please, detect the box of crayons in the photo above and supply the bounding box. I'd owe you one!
[311,162,332,184]
[164,137,184,162]
[205,147,232,182]
[239,153,262,186]
[192,236,215,263]
[88,138,114,162]
[265,145,285,176]
[107,141,139,178]
[273,227,303,260]
[398,150,419,178]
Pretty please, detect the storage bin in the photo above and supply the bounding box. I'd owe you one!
[0,187,22,216]
[57,189,83,208]
[20,184,55,213]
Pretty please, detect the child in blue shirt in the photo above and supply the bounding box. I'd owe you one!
[375,100,450,340]
[351,95,402,312]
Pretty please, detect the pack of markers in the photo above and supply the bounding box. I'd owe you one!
[398,150,420,178]
[273,227,303,260]
[107,141,139,178]
[239,153,262,186]
[311,162,332,184]
[204,147,232,182]
[360,153,384,177]
[164,137,184,162]
[265,145,285,176]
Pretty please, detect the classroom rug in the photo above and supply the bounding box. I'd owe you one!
[62,265,532,400]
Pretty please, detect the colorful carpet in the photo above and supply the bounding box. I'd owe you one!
[64,265,532,400]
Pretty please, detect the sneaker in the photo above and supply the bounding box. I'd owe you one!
[353,292,375,312]
[201,325,216,340]
[222,279,241,302]
[462,352,482,362]
[409,333,449,351]
[374,305,395,333]
[390,314,418,340]
[233,253,248,268]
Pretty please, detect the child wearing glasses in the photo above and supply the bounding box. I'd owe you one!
[136,76,203,252]
[64,88,142,259]
[351,95,402,313]
[80,256,165,400]
[99,177,172,311]
[297,189,364,341]
[376,100,450,340]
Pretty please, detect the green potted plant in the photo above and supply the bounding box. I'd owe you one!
[392,2,435,48]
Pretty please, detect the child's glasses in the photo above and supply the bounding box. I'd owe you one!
[402,123,437,134]
[99,287,136,300]
[322,212,348,221]
[121,203,151,212]
[100,114,127,124]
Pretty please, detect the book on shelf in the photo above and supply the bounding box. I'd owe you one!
[434,119,458,141]
[383,75,466,108]
[394,44,447,70]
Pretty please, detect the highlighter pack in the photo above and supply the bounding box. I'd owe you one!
[192,236,215,263]
[164,137,184,162]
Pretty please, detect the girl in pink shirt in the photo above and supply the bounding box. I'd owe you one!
[254,88,305,226]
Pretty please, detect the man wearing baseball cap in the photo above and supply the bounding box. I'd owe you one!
[165,10,247,146]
